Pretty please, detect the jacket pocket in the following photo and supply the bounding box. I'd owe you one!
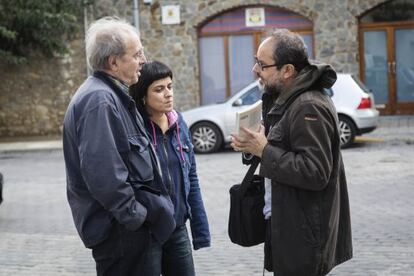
[180,141,193,166]
[127,135,154,182]
[130,183,164,223]
[274,192,321,275]
[131,183,176,244]
[294,199,320,248]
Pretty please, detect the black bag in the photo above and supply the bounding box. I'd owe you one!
[228,159,266,246]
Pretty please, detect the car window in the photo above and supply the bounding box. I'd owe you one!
[240,85,262,105]
[351,75,371,93]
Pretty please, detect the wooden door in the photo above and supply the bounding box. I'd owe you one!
[360,22,414,114]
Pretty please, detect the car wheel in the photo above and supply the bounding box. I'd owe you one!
[190,122,223,153]
[338,116,356,149]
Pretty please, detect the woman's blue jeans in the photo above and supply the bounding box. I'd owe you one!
[141,225,195,276]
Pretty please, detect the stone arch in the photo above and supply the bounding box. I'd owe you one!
[348,0,392,18]
[189,0,315,29]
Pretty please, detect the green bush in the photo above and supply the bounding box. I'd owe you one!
[0,0,83,64]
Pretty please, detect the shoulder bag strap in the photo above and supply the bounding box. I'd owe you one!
[239,157,260,196]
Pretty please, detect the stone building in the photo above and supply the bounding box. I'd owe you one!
[0,0,413,138]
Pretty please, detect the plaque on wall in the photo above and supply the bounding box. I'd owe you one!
[245,7,265,27]
[162,5,180,25]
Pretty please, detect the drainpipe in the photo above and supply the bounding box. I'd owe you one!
[133,0,140,32]
[83,1,91,76]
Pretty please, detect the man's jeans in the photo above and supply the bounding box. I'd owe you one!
[92,222,151,276]
[141,225,195,276]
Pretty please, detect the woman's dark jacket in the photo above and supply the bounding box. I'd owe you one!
[144,110,211,250]
[259,64,353,276]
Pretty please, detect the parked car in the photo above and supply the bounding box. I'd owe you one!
[182,73,379,153]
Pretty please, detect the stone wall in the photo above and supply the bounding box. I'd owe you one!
[0,0,132,138]
[0,0,388,138]
[0,38,86,137]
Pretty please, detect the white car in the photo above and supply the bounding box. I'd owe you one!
[182,73,379,153]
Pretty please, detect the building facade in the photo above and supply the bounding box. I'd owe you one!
[0,0,413,137]
[139,0,413,115]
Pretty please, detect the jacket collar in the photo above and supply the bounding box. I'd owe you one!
[144,110,186,162]
[93,71,136,110]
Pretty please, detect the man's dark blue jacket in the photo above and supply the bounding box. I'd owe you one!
[63,72,175,248]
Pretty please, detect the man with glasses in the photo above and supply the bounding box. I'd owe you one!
[231,29,352,275]
[63,17,176,275]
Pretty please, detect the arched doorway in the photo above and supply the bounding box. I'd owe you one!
[198,6,314,105]
[359,0,414,114]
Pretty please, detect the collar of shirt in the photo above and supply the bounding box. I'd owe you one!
[93,71,135,109]
[106,74,130,95]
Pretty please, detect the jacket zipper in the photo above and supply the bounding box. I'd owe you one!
[162,135,174,195]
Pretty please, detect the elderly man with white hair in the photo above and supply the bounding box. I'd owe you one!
[63,17,176,276]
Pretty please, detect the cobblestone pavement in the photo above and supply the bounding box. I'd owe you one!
[1,128,414,275]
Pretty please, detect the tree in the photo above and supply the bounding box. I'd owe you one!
[0,0,82,64]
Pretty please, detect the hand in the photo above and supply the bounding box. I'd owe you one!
[230,125,267,158]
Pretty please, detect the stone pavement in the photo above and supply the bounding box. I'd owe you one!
[360,115,414,143]
[0,115,413,276]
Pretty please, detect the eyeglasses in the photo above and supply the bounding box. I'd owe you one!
[135,47,145,59]
[254,56,279,71]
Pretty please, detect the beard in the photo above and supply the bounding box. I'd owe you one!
[263,81,284,99]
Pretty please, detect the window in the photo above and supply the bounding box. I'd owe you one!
[239,85,262,105]
[229,35,255,96]
[199,37,226,104]
[199,6,314,105]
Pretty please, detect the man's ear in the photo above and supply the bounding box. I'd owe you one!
[283,64,296,79]
[107,55,118,72]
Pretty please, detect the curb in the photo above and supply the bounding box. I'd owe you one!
[0,140,62,153]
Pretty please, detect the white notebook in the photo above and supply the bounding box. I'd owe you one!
[235,100,262,138]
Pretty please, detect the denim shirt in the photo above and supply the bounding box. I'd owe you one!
[145,111,211,250]
[63,72,175,248]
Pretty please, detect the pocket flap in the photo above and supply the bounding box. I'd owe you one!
[135,183,161,196]
[128,135,149,152]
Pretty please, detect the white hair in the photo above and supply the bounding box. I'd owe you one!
[85,16,140,71]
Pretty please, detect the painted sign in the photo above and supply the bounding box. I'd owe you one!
[162,5,180,25]
[245,7,265,27]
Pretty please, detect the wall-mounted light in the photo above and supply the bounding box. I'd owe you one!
[143,0,152,5]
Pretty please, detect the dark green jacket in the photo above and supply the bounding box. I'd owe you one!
[260,64,353,276]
